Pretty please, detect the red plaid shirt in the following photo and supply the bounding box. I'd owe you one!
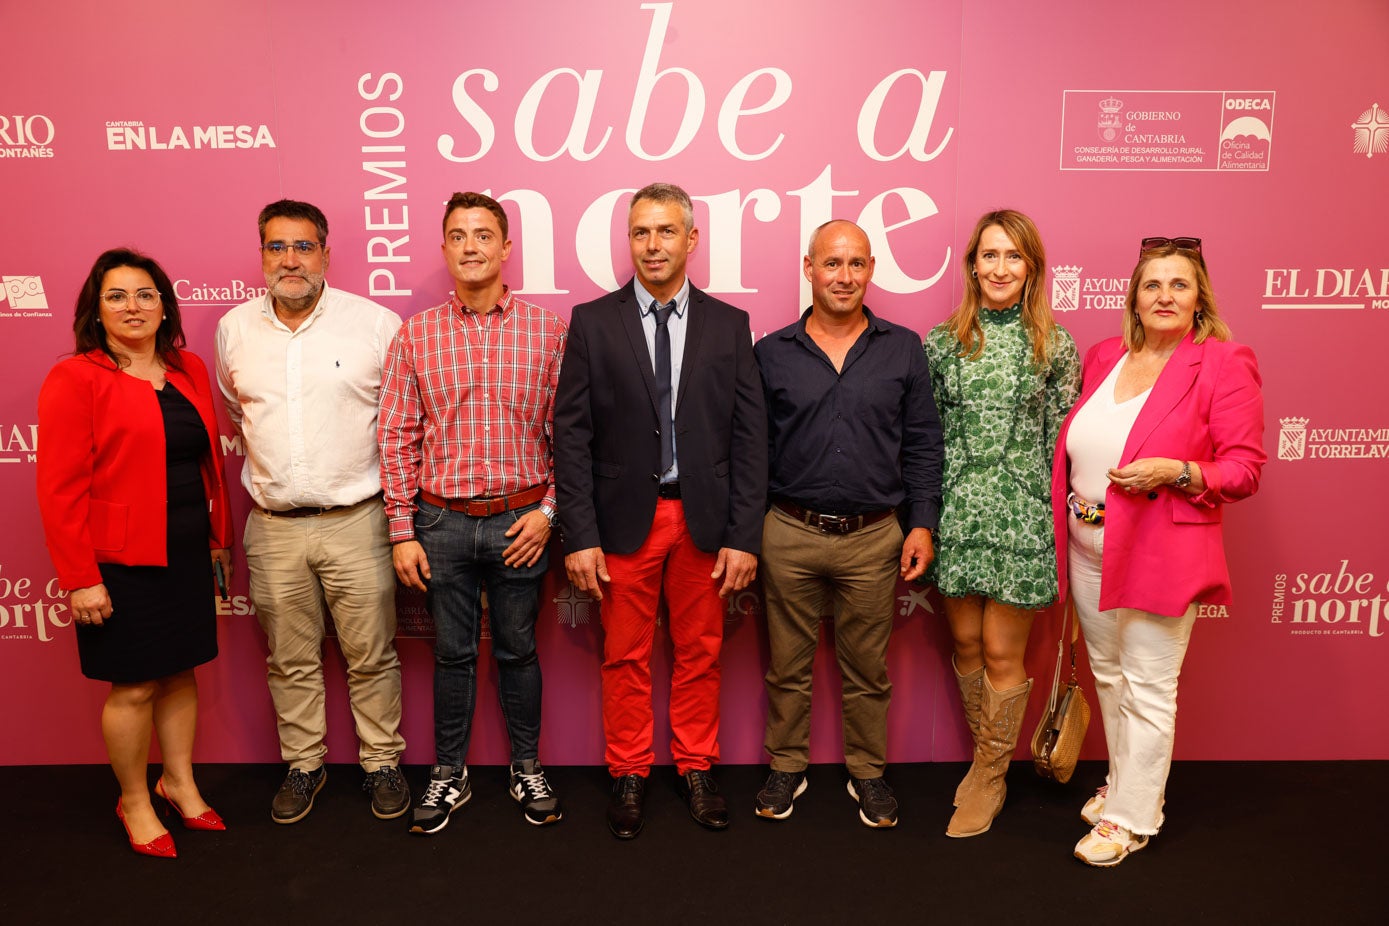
[379,288,567,542]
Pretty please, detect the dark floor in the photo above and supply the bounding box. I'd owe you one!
[3,761,1383,925]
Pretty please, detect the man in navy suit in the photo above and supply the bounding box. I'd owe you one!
[554,182,767,839]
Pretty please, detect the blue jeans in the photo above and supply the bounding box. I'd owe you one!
[414,499,547,766]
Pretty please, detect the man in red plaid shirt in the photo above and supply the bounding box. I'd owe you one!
[378,192,567,834]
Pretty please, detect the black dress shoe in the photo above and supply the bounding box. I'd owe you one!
[681,769,730,830]
[607,774,646,839]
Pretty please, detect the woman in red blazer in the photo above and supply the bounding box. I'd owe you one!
[37,249,234,859]
[1050,238,1265,867]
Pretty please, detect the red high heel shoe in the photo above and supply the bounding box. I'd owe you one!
[116,799,177,858]
[155,777,226,831]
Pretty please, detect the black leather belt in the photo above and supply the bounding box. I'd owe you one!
[258,493,380,519]
[774,500,895,535]
[657,481,682,499]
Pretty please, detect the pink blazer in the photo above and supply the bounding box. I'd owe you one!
[1050,333,1265,617]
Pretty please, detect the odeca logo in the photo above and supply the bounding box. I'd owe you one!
[0,114,55,159]
[1277,416,1389,461]
[1270,560,1387,639]
[1351,102,1388,159]
[1049,265,1129,312]
[105,120,276,151]
[0,275,51,318]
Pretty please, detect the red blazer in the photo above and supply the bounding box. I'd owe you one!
[37,349,234,590]
[1051,333,1265,617]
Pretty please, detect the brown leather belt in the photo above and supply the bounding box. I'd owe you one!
[774,500,895,535]
[257,493,380,519]
[420,485,547,517]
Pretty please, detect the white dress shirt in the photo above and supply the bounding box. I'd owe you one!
[216,283,403,510]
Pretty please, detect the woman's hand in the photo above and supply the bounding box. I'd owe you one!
[69,584,113,627]
[211,548,233,597]
[1108,458,1182,495]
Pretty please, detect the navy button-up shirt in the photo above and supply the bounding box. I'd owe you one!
[754,307,943,530]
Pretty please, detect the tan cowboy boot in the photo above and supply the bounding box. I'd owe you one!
[946,674,1032,838]
[952,656,985,807]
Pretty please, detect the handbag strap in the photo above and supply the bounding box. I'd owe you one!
[1047,597,1082,715]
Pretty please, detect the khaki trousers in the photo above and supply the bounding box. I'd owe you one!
[761,505,903,779]
[244,497,405,771]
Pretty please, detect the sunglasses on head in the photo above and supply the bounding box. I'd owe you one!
[1140,236,1203,256]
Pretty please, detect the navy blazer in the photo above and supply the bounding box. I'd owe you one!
[553,281,767,555]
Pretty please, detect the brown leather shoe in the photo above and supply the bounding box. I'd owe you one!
[681,770,730,830]
[607,774,646,839]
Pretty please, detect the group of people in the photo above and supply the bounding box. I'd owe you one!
[36,185,1265,870]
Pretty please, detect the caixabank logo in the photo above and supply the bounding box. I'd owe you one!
[0,114,55,159]
[1270,560,1387,639]
[1277,416,1389,461]
[105,120,276,151]
[0,275,52,318]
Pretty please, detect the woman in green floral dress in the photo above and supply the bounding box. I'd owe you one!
[925,210,1081,838]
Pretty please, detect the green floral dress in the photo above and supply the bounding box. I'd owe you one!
[924,305,1081,608]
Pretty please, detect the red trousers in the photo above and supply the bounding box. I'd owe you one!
[600,499,723,776]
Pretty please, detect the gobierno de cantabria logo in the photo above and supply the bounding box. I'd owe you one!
[1278,416,1389,460]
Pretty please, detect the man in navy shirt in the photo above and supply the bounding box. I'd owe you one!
[752,220,943,828]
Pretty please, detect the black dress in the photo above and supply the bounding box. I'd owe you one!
[77,383,218,683]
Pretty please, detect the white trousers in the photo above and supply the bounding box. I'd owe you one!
[1068,519,1196,835]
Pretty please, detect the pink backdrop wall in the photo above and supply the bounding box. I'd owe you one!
[3,0,1387,766]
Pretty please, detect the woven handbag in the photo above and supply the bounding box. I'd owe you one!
[1031,597,1091,783]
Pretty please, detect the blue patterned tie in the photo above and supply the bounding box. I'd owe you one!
[653,300,675,477]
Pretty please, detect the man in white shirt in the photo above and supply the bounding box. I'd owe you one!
[216,200,408,824]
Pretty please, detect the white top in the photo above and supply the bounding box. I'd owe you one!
[216,283,403,510]
[1065,353,1151,505]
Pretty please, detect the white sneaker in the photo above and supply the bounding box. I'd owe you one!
[1081,785,1165,828]
[1080,785,1107,825]
[1074,818,1149,868]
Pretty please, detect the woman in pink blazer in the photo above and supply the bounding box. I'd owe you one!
[1050,238,1265,867]
[37,249,233,858]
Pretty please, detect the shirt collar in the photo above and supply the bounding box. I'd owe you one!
[783,305,887,340]
[451,285,513,317]
[634,277,690,319]
[262,283,333,330]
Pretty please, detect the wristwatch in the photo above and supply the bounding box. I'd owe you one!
[1173,461,1192,488]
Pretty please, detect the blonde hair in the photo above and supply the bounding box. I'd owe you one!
[945,209,1059,368]
[1122,244,1231,350]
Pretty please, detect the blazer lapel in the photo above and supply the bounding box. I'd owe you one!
[617,282,664,417]
[1122,332,1203,462]
[674,287,707,417]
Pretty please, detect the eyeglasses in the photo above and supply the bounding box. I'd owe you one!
[261,240,321,256]
[1139,236,1202,256]
[101,289,162,310]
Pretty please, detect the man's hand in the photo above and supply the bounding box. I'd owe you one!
[711,548,757,599]
[899,527,934,581]
[393,540,431,591]
[503,510,552,568]
[565,547,610,600]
